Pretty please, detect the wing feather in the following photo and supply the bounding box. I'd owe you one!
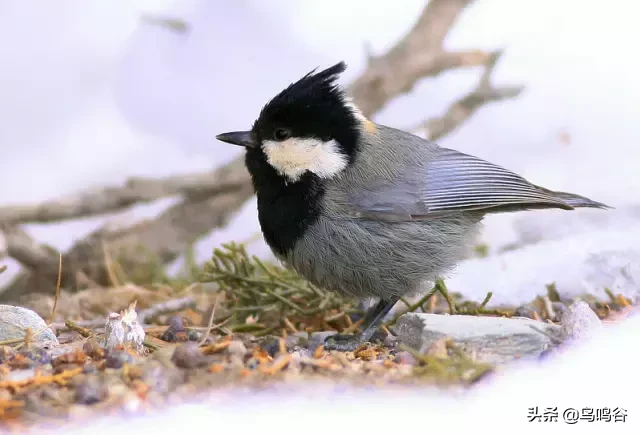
[347,147,575,221]
[422,148,570,213]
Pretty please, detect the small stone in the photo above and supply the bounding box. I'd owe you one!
[75,377,107,405]
[161,316,188,342]
[383,334,398,349]
[260,337,281,357]
[394,351,417,365]
[290,346,312,360]
[188,330,201,342]
[561,300,603,341]
[287,334,307,349]
[0,305,59,346]
[171,342,207,369]
[305,331,335,353]
[105,350,134,369]
[228,340,248,359]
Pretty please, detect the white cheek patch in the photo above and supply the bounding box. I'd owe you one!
[262,138,348,182]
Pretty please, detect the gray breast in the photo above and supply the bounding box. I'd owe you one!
[287,212,481,298]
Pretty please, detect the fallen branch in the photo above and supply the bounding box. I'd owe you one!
[0,165,249,226]
[0,225,59,271]
[137,295,197,324]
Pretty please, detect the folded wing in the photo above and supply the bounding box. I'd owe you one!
[349,147,606,221]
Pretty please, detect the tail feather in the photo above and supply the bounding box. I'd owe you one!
[534,185,612,210]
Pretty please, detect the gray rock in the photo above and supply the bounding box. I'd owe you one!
[560,300,602,341]
[0,305,59,346]
[395,313,561,365]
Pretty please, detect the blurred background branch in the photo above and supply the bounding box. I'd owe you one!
[0,0,523,302]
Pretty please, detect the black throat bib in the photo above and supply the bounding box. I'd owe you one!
[244,148,326,257]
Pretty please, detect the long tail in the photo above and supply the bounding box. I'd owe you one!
[534,185,612,210]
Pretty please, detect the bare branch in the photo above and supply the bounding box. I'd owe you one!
[0,225,59,271]
[348,0,489,117]
[414,50,525,141]
[0,158,253,300]
[0,165,249,226]
[137,295,197,324]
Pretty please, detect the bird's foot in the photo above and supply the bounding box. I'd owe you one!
[323,333,362,352]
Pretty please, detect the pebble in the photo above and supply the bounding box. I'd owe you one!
[161,316,188,343]
[303,331,335,352]
[393,351,418,365]
[560,300,603,341]
[290,346,312,360]
[260,337,281,357]
[383,334,398,349]
[171,342,207,369]
[83,338,106,360]
[75,377,107,405]
[0,305,59,346]
[105,350,134,369]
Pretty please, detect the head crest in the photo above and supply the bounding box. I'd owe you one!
[251,61,361,159]
[255,62,348,123]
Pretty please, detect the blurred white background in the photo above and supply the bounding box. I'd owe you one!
[1,0,638,304]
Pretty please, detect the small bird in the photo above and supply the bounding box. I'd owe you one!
[216,62,609,351]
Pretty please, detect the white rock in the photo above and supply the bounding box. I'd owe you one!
[395,313,561,365]
[0,305,59,346]
[560,300,603,341]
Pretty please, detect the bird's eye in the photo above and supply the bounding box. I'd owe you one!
[273,128,291,141]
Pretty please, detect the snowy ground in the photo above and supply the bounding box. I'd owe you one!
[38,310,639,435]
[1,0,638,430]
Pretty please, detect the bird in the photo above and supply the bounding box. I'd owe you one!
[215,61,609,351]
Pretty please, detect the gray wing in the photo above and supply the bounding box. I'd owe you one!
[350,147,575,221]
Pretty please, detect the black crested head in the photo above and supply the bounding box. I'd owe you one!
[250,61,361,161]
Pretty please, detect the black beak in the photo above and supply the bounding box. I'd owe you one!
[215,131,257,148]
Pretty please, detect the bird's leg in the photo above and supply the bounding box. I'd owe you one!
[324,296,400,352]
